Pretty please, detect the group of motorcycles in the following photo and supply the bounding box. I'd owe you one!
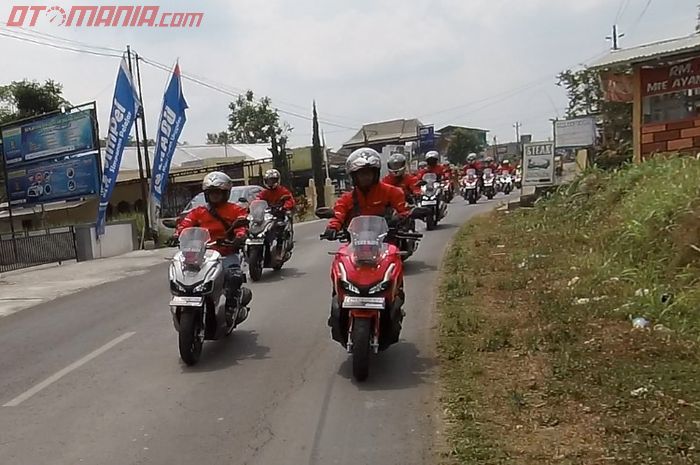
[166,170,515,380]
[459,169,522,205]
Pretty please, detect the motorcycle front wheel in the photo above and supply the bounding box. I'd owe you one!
[352,318,372,382]
[179,311,203,366]
[248,247,264,282]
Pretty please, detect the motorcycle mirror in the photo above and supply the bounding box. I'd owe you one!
[416,180,427,187]
[238,197,248,203]
[315,207,334,219]
[231,217,250,229]
[279,195,291,201]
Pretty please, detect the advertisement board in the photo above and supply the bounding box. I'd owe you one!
[6,153,100,206]
[2,110,97,166]
[641,57,700,97]
[554,117,596,148]
[522,141,555,187]
[418,125,435,153]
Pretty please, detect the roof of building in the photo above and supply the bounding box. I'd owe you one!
[111,143,273,171]
[437,125,489,134]
[591,32,700,69]
[342,118,422,148]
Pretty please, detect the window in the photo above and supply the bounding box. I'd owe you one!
[643,88,700,124]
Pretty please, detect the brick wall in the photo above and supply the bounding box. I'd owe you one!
[641,118,700,155]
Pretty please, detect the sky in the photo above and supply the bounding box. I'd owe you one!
[0,0,696,150]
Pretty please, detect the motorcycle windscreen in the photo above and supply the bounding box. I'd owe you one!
[179,227,210,267]
[249,200,269,224]
[347,216,388,266]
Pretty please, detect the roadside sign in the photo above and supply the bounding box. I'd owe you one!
[522,141,554,187]
[554,117,596,148]
[418,125,434,153]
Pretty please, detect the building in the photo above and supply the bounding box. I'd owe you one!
[591,32,700,162]
[341,118,422,153]
[435,125,489,154]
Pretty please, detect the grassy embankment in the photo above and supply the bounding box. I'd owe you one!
[438,157,700,464]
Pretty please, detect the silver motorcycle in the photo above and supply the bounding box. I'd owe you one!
[169,225,251,365]
[245,198,293,281]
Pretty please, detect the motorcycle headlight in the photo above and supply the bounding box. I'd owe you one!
[341,280,361,294]
[193,281,213,294]
[170,281,187,294]
[368,264,396,295]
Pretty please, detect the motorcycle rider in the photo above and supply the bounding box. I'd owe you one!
[257,168,295,252]
[381,153,421,203]
[462,153,483,176]
[483,156,498,173]
[176,171,253,324]
[323,147,409,238]
[497,159,516,175]
[419,150,446,180]
[417,160,428,173]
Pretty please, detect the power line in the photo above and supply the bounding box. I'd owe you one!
[0,23,123,53]
[615,0,632,23]
[628,0,654,36]
[0,29,122,57]
[138,56,360,131]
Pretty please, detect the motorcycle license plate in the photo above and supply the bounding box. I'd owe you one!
[422,200,437,206]
[246,238,265,245]
[342,296,385,309]
[169,296,204,307]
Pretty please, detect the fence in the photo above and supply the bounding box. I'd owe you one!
[0,227,77,273]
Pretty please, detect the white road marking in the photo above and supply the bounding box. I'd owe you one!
[3,331,136,407]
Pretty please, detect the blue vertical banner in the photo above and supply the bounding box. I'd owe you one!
[150,62,188,230]
[97,56,141,236]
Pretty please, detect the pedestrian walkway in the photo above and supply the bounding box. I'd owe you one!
[0,248,175,318]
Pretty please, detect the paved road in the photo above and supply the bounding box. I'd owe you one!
[0,196,509,465]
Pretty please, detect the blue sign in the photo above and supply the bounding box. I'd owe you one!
[96,56,141,236]
[150,62,188,229]
[2,110,97,166]
[7,153,100,205]
[418,125,435,152]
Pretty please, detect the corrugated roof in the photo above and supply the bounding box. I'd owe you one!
[110,144,272,171]
[591,33,700,68]
[343,118,422,148]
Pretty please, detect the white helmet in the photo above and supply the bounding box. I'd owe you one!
[467,153,477,162]
[387,152,407,176]
[263,168,281,189]
[425,151,440,162]
[202,171,232,192]
[346,147,382,174]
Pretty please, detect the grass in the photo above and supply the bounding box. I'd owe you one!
[437,157,700,464]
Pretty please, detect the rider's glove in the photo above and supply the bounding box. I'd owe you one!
[322,228,338,241]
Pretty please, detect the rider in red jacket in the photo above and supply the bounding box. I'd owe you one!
[257,169,296,211]
[324,148,409,235]
[462,153,484,176]
[257,168,295,252]
[419,151,446,180]
[381,153,421,202]
[497,159,516,175]
[176,171,252,323]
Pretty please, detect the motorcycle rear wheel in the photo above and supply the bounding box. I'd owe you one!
[352,318,372,382]
[179,311,203,366]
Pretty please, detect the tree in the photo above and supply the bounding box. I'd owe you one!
[227,90,280,144]
[0,79,68,124]
[206,131,231,144]
[557,67,632,166]
[311,101,325,207]
[446,130,485,165]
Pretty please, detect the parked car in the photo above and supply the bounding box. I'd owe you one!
[159,185,264,234]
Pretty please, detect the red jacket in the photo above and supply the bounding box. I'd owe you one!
[381,174,421,198]
[483,163,498,175]
[418,164,446,180]
[498,165,516,175]
[257,186,295,210]
[463,162,484,176]
[176,203,248,255]
[328,183,409,231]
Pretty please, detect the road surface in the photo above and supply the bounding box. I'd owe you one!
[0,197,508,465]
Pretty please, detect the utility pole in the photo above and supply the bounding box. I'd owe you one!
[513,122,521,143]
[126,45,150,244]
[321,130,330,181]
[606,24,624,51]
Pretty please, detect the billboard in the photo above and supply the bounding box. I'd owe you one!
[522,141,555,187]
[418,125,435,153]
[2,110,97,166]
[641,58,700,97]
[6,153,100,206]
[554,117,596,148]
